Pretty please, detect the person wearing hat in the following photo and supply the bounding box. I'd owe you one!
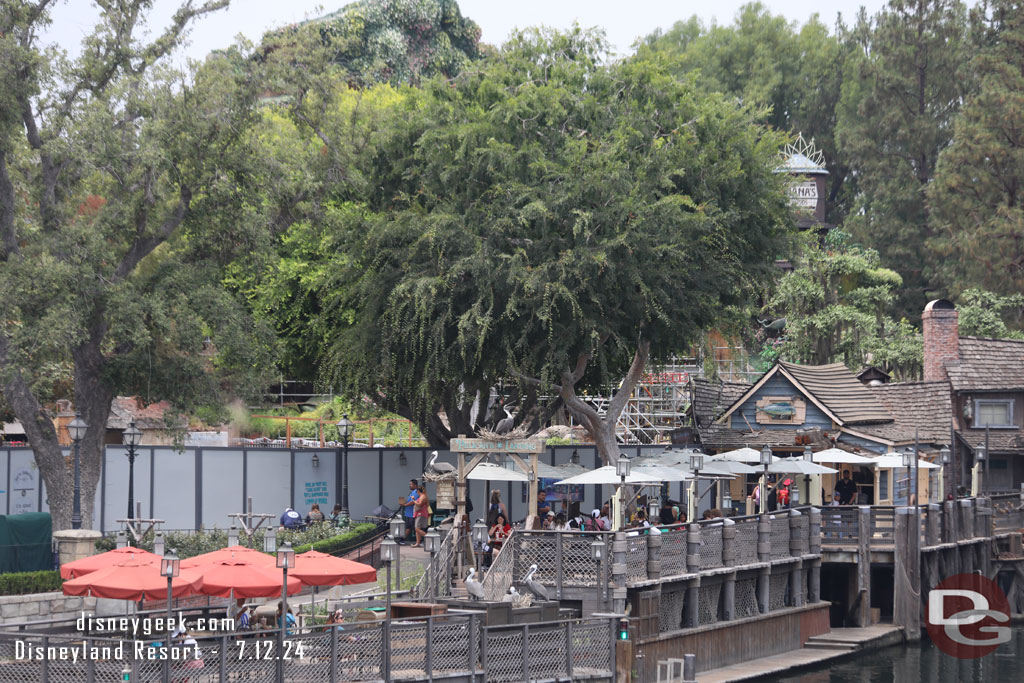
[280,506,302,529]
[542,510,555,529]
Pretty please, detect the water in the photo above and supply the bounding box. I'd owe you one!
[766,626,1024,682]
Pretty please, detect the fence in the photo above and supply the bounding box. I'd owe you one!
[0,615,615,683]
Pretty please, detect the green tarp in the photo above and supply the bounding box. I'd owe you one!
[0,512,52,573]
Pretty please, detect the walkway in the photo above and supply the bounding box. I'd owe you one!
[697,625,903,682]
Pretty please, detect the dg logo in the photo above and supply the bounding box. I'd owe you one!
[925,573,1011,659]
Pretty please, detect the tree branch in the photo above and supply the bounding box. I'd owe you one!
[606,339,651,420]
[0,153,18,260]
[113,186,192,280]
[509,368,562,392]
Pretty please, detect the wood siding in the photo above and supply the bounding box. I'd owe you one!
[730,375,834,433]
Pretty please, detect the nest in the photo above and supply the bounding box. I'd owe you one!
[475,425,533,441]
[422,470,457,482]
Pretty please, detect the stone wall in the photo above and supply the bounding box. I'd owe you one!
[0,591,97,625]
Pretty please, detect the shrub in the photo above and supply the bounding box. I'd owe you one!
[294,523,378,554]
[0,570,63,596]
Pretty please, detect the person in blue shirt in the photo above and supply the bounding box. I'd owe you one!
[276,603,297,636]
[280,507,302,529]
[396,479,419,544]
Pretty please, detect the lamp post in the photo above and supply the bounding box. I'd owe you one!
[591,536,607,608]
[381,537,399,682]
[424,528,440,600]
[160,548,179,683]
[975,443,987,497]
[901,449,915,506]
[802,445,813,507]
[276,541,295,682]
[689,453,704,521]
[122,420,142,521]
[759,446,772,514]
[941,446,955,547]
[336,415,354,520]
[390,517,405,588]
[471,520,488,572]
[68,413,88,530]
[616,456,631,530]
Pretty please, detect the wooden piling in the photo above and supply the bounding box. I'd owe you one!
[894,506,921,640]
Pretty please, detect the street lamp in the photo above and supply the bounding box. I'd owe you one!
[591,536,607,607]
[975,443,987,496]
[472,520,488,572]
[68,413,88,530]
[901,449,914,505]
[760,446,772,514]
[424,528,441,600]
[689,453,704,521]
[276,541,295,682]
[390,517,405,587]
[571,448,580,465]
[122,420,142,521]
[616,456,631,530]
[160,548,179,683]
[381,537,399,681]
[802,445,813,506]
[336,415,355,520]
[263,527,276,553]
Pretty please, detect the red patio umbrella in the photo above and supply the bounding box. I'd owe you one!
[192,558,302,599]
[60,546,161,580]
[180,545,275,569]
[62,558,203,601]
[291,551,377,586]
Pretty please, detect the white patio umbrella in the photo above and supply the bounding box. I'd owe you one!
[811,448,875,465]
[534,462,589,480]
[466,462,529,482]
[767,459,837,475]
[631,464,695,483]
[702,460,758,475]
[553,465,672,486]
[870,454,941,469]
[709,447,782,463]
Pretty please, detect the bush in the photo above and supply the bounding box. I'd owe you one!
[294,523,378,554]
[0,570,63,596]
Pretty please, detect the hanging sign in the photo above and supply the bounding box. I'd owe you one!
[450,437,545,453]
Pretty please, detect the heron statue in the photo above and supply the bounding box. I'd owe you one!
[521,564,549,601]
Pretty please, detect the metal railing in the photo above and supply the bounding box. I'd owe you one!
[0,614,615,683]
[409,524,458,600]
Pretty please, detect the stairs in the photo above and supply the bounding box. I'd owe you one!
[803,634,862,652]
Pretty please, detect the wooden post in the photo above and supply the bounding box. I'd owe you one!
[808,508,821,604]
[893,507,922,640]
[722,519,736,620]
[926,504,941,547]
[286,418,292,448]
[943,499,956,545]
[757,514,770,614]
[959,499,974,540]
[789,510,804,607]
[647,530,662,580]
[856,506,871,627]
[612,531,628,613]
[976,497,992,539]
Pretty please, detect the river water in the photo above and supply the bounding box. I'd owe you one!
[766,626,1024,682]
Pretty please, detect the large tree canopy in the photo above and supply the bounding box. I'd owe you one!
[313,28,794,458]
[0,1,276,529]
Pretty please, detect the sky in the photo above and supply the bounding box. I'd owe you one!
[43,0,892,63]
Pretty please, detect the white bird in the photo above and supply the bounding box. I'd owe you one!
[464,568,485,601]
[502,586,518,603]
[521,564,549,601]
[426,451,455,475]
[495,405,516,434]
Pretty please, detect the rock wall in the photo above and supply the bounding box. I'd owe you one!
[0,591,97,625]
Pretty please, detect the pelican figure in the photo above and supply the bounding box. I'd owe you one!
[502,586,519,603]
[426,451,455,476]
[464,567,485,601]
[521,564,549,601]
[495,405,516,434]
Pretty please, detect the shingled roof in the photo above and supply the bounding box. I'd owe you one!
[777,361,892,424]
[690,378,751,427]
[851,381,953,444]
[945,336,1024,391]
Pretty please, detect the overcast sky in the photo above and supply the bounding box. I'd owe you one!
[43,0,893,63]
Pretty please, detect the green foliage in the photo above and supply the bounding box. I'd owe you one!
[292,523,377,554]
[928,0,1024,298]
[264,0,481,87]
[956,289,1024,339]
[0,570,63,596]
[837,0,975,318]
[319,27,794,442]
[768,232,922,377]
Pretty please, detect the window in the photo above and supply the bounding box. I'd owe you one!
[974,399,1015,428]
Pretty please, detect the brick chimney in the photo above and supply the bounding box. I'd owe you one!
[922,299,959,382]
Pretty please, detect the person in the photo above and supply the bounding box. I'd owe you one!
[766,483,778,512]
[276,602,297,636]
[537,490,552,518]
[835,470,858,505]
[598,504,612,531]
[237,605,251,631]
[411,484,430,547]
[329,503,344,525]
[552,512,570,531]
[486,489,508,528]
[777,480,792,509]
[397,479,419,543]
[227,597,245,623]
[326,609,345,631]
[280,507,302,530]
[306,503,325,524]
[171,623,204,679]
[569,505,586,530]
[542,510,555,529]
[633,509,651,529]
[702,508,722,520]
[659,499,678,525]
[488,512,511,556]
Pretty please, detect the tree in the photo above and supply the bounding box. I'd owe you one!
[956,289,1024,339]
[928,0,1024,297]
[767,231,923,378]
[637,3,854,223]
[320,28,794,461]
[836,0,974,318]
[263,0,481,87]
[0,2,276,529]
